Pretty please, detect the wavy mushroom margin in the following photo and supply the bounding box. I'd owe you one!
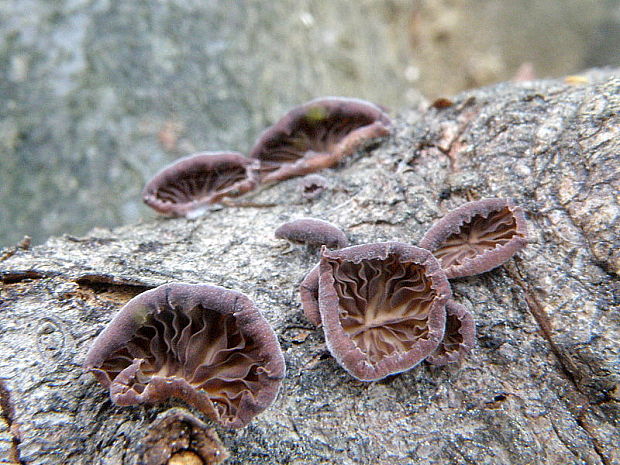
[84,283,285,429]
[419,198,528,279]
[142,152,258,217]
[318,242,451,381]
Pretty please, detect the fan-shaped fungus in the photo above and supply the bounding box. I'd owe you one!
[420,198,528,278]
[84,283,285,429]
[275,218,348,249]
[142,152,258,217]
[249,97,391,184]
[318,242,451,381]
[426,300,475,366]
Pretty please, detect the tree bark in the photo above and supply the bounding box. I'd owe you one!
[1,69,618,465]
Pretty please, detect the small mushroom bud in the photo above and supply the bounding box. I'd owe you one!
[299,263,321,326]
[138,408,229,465]
[299,174,329,199]
[275,218,348,249]
[426,300,475,366]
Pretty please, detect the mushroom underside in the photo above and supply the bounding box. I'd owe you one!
[98,304,267,425]
[432,206,519,269]
[426,300,475,366]
[328,254,439,365]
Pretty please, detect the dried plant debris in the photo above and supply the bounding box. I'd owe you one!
[426,300,475,366]
[318,242,451,381]
[84,283,285,428]
[142,152,258,217]
[249,97,391,184]
[420,198,528,278]
[275,218,348,249]
[299,263,321,326]
[138,408,229,465]
[430,97,454,109]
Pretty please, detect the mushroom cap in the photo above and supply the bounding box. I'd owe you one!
[426,299,475,366]
[249,97,391,184]
[84,283,285,429]
[275,218,348,249]
[419,198,528,278]
[299,263,321,326]
[142,152,258,217]
[299,174,329,199]
[318,242,451,381]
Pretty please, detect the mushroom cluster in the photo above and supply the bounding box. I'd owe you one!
[141,97,391,217]
[278,198,527,381]
[83,94,529,463]
[84,97,392,439]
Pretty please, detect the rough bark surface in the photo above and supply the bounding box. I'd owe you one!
[1,70,619,465]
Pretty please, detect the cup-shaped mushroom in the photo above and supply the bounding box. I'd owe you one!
[249,97,391,184]
[84,283,286,429]
[142,152,258,217]
[426,300,475,366]
[318,242,451,381]
[419,198,528,278]
[275,218,348,249]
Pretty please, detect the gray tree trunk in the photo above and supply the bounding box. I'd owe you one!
[1,69,618,464]
[0,0,419,248]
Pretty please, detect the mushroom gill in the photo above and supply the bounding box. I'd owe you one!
[84,283,285,429]
[318,242,450,381]
[249,97,391,184]
[142,152,258,217]
[420,198,528,278]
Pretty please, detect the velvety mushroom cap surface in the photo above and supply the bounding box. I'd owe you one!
[299,174,329,199]
[142,152,257,217]
[318,242,451,381]
[275,218,349,249]
[249,97,391,184]
[419,198,528,278]
[299,263,321,326]
[84,283,285,429]
[426,300,475,366]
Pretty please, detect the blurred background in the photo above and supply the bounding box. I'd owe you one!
[1,0,618,248]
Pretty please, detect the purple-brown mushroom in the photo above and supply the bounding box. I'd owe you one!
[426,300,475,366]
[249,97,391,184]
[299,263,321,326]
[318,242,451,381]
[84,283,285,429]
[419,198,528,278]
[275,218,349,249]
[299,174,329,200]
[142,152,258,217]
